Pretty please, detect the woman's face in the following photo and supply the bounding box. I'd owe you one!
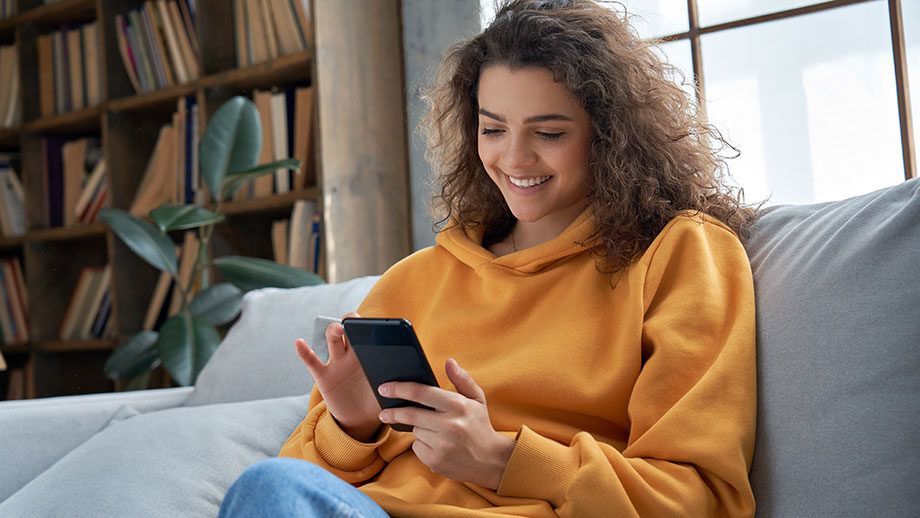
[477,65,592,228]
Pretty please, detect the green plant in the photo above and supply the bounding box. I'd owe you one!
[99,96,323,386]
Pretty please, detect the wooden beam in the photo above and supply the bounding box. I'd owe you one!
[888,0,916,179]
[313,0,411,282]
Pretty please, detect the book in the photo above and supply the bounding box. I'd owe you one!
[0,264,17,343]
[78,264,111,339]
[270,0,303,55]
[259,0,280,60]
[52,30,65,113]
[44,137,67,228]
[10,258,26,311]
[293,86,313,189]
[2,261,28,344]
[130,124,178,216]
[311,211,321,273]
[271,219,289,265]
[168,1,199,79]
[246,0,269,64]
[271,91,290,194]
[0,44,17,128]
[144,1,175,87]
[58,266,101,340]
[157,0,188,84]
[143,268,174,331]
[177,0,200,60]
[89,289,112,339]
[0,350,5,371]
[289,0,312,49]
[0,166,25,237]
[83,22,101,106]
[288,199,316,270]
[115,14,143,93]
[233,0,248,67]
[253,89,275,197]
[74,158,106,221]
[173,99,186,203]
[66,27,84,110]
[37,34,55,116]
[61,138,88,227]
[167,231,200,316]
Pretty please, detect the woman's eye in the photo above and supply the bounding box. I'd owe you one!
[538,132,564,141]
[481,128,504,136]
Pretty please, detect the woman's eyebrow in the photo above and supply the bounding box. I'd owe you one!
[478,108,574,124]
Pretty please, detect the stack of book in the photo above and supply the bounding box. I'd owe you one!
[40,137,107,228]
[271,199,321,274]
[115,0,201,94]
[0,0,15,19]
[36,21,102,116]
[130,96,200,215]
[0,257,28,345]
[237,86,313,199]
[0,154,25,237]
[0,44,21,128]
[58,264,113,341]
[233,0,311,67]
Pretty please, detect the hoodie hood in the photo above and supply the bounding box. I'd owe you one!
[435,209,596,274]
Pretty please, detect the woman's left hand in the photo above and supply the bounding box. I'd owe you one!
[377,358,517,490]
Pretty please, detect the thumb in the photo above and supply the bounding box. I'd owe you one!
[446,358,486,404]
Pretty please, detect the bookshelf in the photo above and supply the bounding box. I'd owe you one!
[0,0,412,399]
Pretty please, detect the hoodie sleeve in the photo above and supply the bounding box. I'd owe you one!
[496,217,757,517]
[278,385,416,484]
[277,272,419,484]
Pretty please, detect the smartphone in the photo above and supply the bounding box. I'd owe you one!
[342,317,440,432]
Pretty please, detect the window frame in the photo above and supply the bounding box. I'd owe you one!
[658,0,916,180]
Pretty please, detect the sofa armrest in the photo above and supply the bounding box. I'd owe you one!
[0,387,193,502]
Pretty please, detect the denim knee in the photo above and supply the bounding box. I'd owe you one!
[220,457,389,518]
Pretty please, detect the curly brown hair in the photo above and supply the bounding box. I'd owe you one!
[422,0,757,273]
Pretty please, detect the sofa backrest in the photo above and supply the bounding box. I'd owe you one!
[744,178,920,516]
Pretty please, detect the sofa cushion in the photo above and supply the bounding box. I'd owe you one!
[744,178,920,516]
[185,276,379,406]
[0,395,308,517]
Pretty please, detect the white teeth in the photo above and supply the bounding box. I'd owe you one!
[509,175,550,188]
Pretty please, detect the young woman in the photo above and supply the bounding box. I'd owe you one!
[220,1,758,516]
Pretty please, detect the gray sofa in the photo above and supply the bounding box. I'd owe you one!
[2,178,918,517]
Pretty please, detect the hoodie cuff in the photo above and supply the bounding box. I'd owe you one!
[497,425,580,507]
[314,407,391,472]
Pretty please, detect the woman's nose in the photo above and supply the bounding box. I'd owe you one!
[498,135,537,170]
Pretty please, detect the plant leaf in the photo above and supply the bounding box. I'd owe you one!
[188,282,243,326]
[104,330,161,380]
[200,96,262,200]
[98,208,178,276]
[150,203,225,233]
[157,312,221,386]
[220,158,301,199]
[213,255,324,292]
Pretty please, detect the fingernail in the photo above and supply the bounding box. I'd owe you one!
[378,384,390,396]
[379,411,391,423]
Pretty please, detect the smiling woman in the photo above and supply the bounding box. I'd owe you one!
[220,2,760,517]
[476,65,593,254]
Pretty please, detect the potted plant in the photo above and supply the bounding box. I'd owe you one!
[99,96,322,387]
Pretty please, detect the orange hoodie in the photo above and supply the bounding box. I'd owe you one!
[280,210,756,517]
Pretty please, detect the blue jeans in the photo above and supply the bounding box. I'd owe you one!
[219,457,390,518]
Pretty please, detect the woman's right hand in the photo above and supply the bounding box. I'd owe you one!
[294,312,382,442]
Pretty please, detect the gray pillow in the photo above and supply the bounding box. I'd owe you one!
[0,395,308,518]
[745,178,920,516]
[185,276,379,406]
